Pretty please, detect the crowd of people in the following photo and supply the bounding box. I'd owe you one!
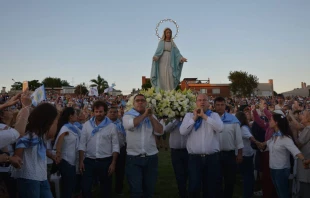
[0,89,310,198]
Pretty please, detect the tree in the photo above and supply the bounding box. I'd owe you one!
[28,80,41,91]
[42,77,71,88]
[61,80,70,86]
[273,91,278,96]
[131,88,136,95]
[11,82,22,91]
[90,75,109,94]
[228,71,259,97]
[142,79,152,90]
[75,83,88,95]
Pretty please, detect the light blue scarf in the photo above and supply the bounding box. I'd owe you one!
[74,122,83,130]
[273,131,283,137]
[89,117,112,136]
[64,123,80,135]
[194,110,212,131]
[177,121,182,128]
[124,108,151,128]
[113,119,126,136]
[221,112,240,124]
[16,136,46,160]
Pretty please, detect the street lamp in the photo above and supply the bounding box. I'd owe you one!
[12,79,16,94]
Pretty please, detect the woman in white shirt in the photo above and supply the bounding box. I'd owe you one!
[53,107,80,198]
[11,103,59,198]
[235,111,259,198]
[260,113,306,198]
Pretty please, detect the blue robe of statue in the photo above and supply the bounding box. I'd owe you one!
[150,40,184,91]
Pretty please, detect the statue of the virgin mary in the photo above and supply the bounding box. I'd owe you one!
[150,28,187,91]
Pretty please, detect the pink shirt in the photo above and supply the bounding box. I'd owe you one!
[252,108,274,141]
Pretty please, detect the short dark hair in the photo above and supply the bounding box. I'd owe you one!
[92,100,108,112]
[277,94,284,99]
[214,97,226,104]
[108,106,118,112]
[133,94,146,100]
[225,105,231,113]
[235,111,249,127]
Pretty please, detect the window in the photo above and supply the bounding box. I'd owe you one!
[200,88,207,94]
[212,88,220,94]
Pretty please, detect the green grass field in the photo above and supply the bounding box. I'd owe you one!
[98,150,251,198]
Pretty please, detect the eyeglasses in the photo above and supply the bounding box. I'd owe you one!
[135,99,146,103]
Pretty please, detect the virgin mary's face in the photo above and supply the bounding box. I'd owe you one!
[165,29,172,39]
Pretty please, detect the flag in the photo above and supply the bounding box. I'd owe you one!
[31,85,46,106]
[89,87,98,96]
[104,83,116,93]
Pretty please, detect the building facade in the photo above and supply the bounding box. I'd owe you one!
[142,76,274,97]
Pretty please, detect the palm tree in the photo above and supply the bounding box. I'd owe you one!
[90,75,109,94]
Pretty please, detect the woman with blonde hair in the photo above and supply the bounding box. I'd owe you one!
[151,28,187,91]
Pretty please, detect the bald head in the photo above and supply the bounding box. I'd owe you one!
[196,94,209,111]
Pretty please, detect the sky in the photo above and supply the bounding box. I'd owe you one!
[1,0,310,94]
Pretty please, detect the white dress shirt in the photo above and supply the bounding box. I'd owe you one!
[53,125,81,165]
[240,126,254,157]
[219,122,244,151]
[0,123,19,148]
[179,112,224,154]
[267,136,301,169]
[78,120,119,159]
[123,114,160,156]
[165,120,187,149]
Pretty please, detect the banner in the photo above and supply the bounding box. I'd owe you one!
[89,87,98,96]
[31,85,47,106]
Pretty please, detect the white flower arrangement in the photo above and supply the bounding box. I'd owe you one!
[125,87,196,118]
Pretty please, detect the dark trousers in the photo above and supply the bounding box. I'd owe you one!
[171,148,189,198]
[58,159,76,198]
[270,168,290,198]
[81,157,113,198]
[261,152,278,198]
[126,154,158,198]
[188,153,220,198]
[0,172,17,198]
[240,155,254,198]
[216,150,237,198]
[115,145,126,194]
[75,174,82,194]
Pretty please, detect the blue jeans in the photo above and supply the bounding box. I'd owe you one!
[81,157,113,198]
[239,155,254,198]
[188,153,220,198]
[171,148,189,198]
[270,168,290,198]
[17,178,53,198]
[126,154,158,198]
[58,159,76,198]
